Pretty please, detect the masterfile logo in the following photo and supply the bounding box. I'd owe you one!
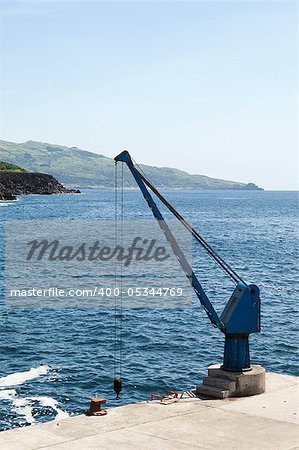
[26,237,170,266]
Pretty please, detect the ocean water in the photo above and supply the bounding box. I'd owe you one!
[0,189,298,430]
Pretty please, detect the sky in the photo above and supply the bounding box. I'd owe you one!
[0,1,297,190]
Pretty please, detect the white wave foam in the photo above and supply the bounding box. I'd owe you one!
[0,366,69,423]
[0,198,19,206]
[27,396,69,420]
[11,396,69,423]
[0,365,50,387]
[12,399,35,424]
[0,389,17,399]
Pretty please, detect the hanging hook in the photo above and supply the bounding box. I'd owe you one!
[113,377,122,400]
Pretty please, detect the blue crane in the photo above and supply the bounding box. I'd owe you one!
[114,150,261,373]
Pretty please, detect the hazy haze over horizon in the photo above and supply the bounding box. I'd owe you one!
[0,2,297,190]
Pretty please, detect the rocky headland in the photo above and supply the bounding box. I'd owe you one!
[0,171,80,201]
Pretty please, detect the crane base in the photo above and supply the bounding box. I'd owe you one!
[196,364,265,399]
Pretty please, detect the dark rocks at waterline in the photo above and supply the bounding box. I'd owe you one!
[0,172,80,200]
[0,192,16,201]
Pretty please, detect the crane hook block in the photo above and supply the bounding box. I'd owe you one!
[113,377,122,400]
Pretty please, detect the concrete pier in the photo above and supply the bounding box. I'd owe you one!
[0,372,298,450]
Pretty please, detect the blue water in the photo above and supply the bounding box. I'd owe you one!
[0,189,298,430]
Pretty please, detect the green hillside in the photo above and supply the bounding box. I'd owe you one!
[0,161,27,173]
[0,140,262,190]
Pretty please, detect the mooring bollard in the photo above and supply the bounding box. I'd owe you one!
[85,397,108,416]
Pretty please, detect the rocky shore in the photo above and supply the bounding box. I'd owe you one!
[0,172,80,200]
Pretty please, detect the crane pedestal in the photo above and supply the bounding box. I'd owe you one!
[196,364,265,399]
[222,334,251,372]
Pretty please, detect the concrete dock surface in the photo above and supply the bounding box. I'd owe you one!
[0,372,298,450]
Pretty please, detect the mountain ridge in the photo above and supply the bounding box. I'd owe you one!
[0,140,263,190]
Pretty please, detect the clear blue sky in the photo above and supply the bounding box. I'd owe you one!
[0,1,297,189]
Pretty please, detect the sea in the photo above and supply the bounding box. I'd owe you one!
[0,189,298,430]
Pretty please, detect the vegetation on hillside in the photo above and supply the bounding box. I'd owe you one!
[0,140,262,190]
[0,161,27,173]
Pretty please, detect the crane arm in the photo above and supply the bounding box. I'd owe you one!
[115,150,224,330]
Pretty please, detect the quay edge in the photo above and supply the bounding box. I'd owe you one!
[0,372,298,450]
